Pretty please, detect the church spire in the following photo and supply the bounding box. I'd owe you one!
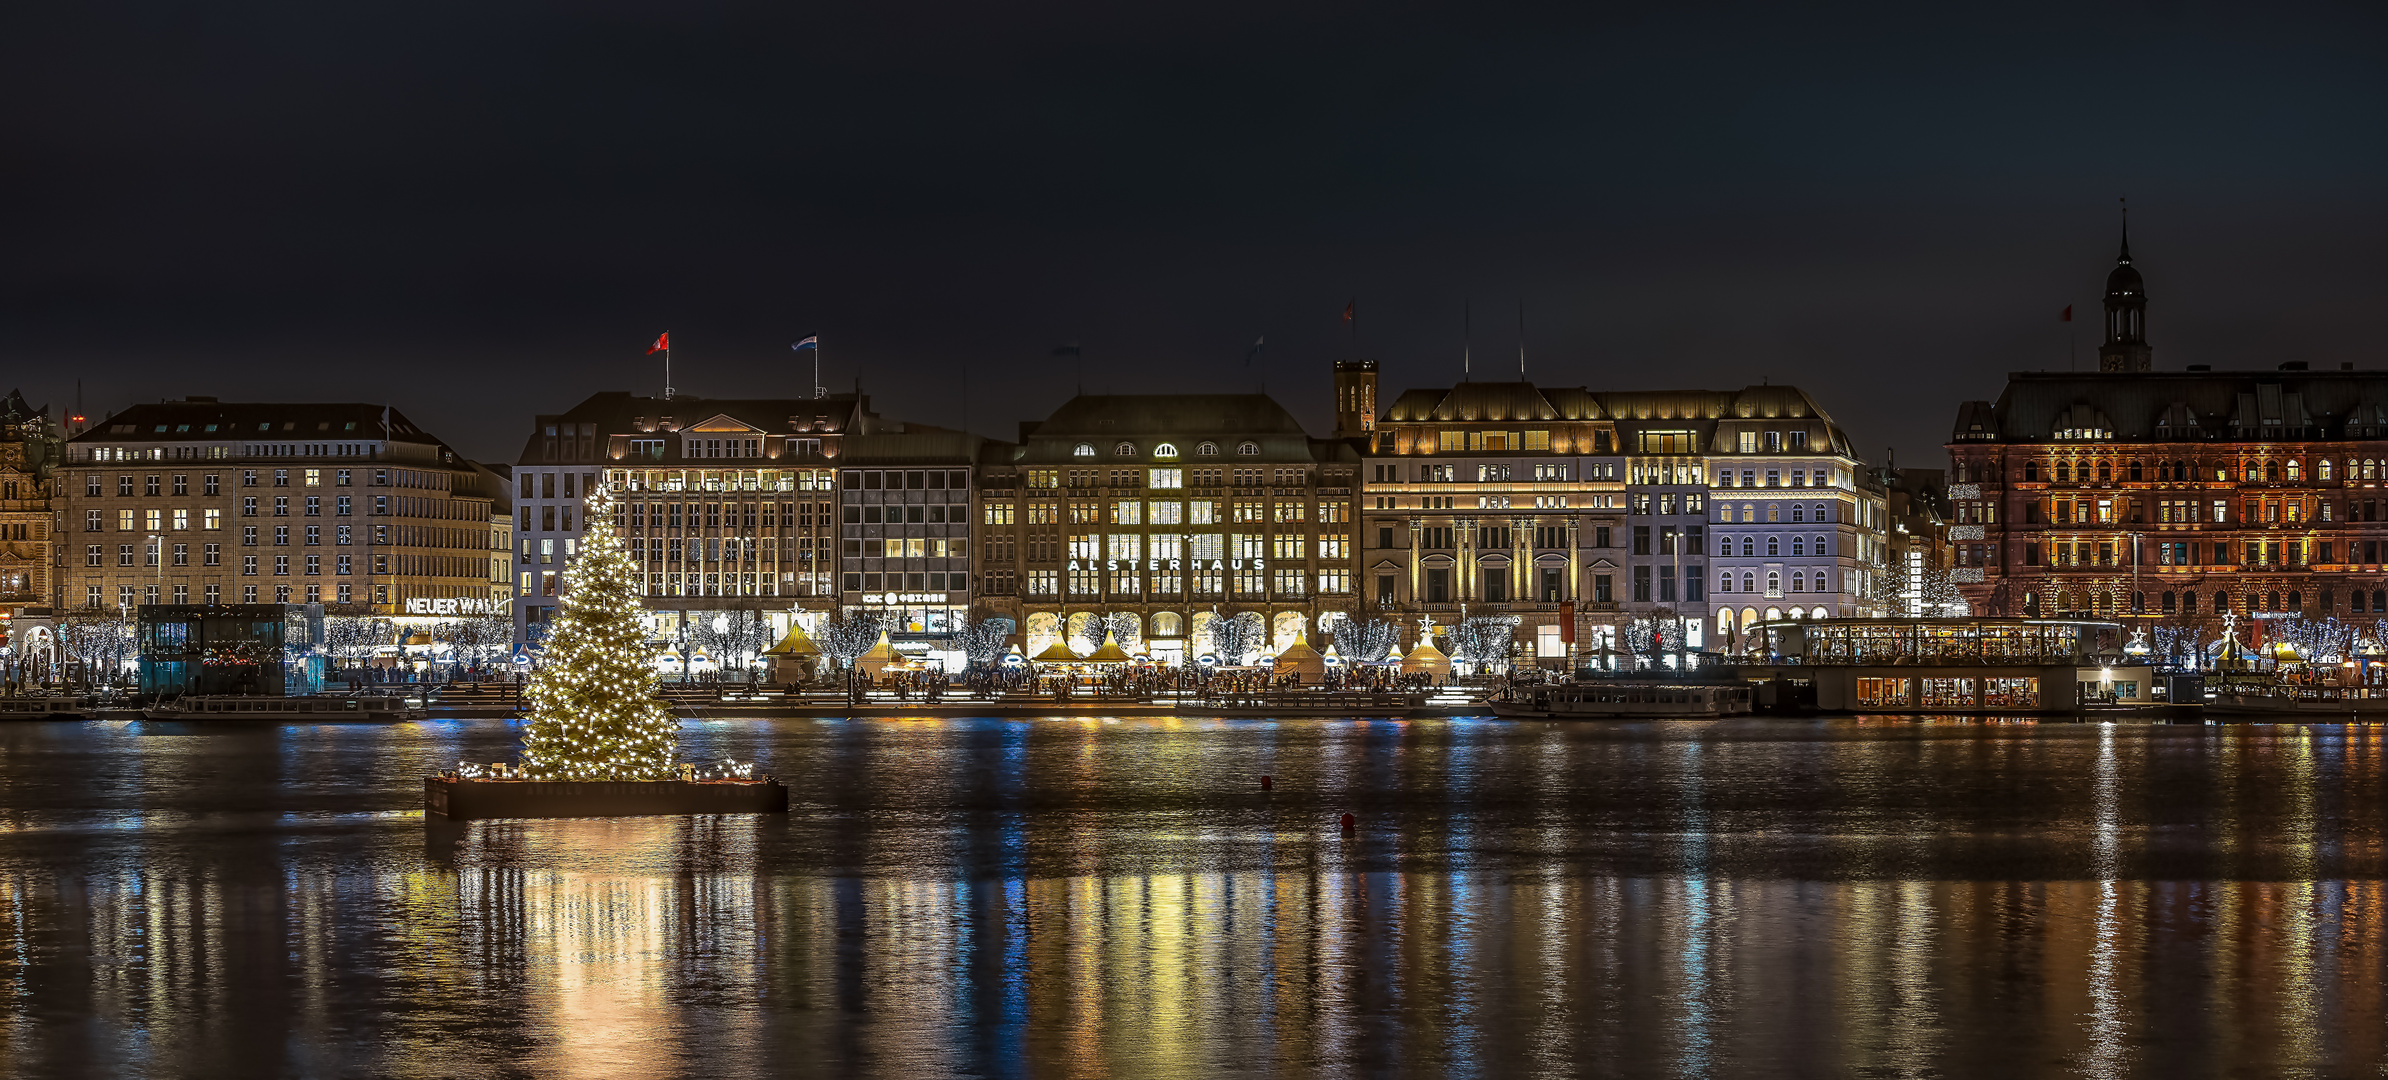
[2097,200,2151,372]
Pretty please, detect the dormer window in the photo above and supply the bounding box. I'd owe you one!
[1196,441,1219,456]
[1114,441,1137,457]
[1153,442,1178,458]
[1074,443,1096,457]
[1236,441,1259,456]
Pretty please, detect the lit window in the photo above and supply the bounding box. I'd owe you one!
[1073,443,1095,457]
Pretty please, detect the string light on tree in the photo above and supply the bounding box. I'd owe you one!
[515,482,680,781]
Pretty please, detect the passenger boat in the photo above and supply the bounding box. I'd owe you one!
[142,694,428,721]
[0,697,91,719]
[1489,681,1753,720]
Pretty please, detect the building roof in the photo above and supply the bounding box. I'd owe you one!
[70,399,442,445]
[1009,393,1351,465]
[1950,368,2388,443]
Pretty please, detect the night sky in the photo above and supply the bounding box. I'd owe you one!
[7,3,2384,466]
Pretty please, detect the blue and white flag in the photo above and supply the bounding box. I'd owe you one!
[792,335,819,351]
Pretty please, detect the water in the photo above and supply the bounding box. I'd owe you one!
[1,715,2385,1077]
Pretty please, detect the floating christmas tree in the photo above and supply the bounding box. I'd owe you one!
[517,482,679,780]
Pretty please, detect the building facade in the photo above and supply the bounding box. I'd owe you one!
[974,394,1360,664]
[519,392,879,641]
[1941,233,2388,626]
[0,391,61,609]
[60,399,496,617]
[835,430,1001,659]
[1946,366,2388,623]
[1353,373,1884,663]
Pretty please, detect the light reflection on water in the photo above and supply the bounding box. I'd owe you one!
[0,717,2386,1076]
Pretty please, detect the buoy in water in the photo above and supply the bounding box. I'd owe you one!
[1261,775,1273,790]
[1339,812,1355,833]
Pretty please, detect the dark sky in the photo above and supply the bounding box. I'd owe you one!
[7,2,2385,466]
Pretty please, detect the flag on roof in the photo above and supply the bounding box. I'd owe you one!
[647,332,669,354]
[792,335,819,351]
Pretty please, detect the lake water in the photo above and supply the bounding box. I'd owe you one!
[1,715,2384,1077]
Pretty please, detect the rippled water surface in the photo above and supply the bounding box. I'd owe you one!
[2,715,2387,1077]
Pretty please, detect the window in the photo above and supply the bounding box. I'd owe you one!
[1236,441,1260,456]
[1074,443,1096,457]
[1114,442,1137,457]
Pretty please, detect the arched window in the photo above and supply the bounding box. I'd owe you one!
[2319,459,2334,480]
[2098,461,2112,482]
[2024,461,2040,482]
[1791,505,1805,522]
[2287,459,2302,481]
[1741,505,1755,522]
[1741,571,1756,593]
[1766,571,1780,595]
[2263,462,2278,483]
[1153,443,1179,458]
[1073,443,1096,457]
[1236,441,1259,456]
[1196,442,1220,456]
[1812,503,1827,520]
[1716,610,1735,636]
[1152,611,1183,636]
[1791,536,1806,557]
[2023,591,2039,616]
[1789,571,1805,593]
[2181,591,2196,614]
[2213,590,2228,614]
[1765,606,1782,621]
[1740,536,1755,557]
[1766,535,1780,557]
[2288,590,2302,610]
[1718,572,1734,593]
[1114,441,1137,457]
[2368,460,2380,481]
[1813,534,1828,555]
[2264,590,2278,612]
[2161,590,2177,613]
[2055,461,2071,482]
[2128,460,2143,481]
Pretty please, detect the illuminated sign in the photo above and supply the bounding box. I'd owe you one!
[403,597,503,616]
[861,593,958,604]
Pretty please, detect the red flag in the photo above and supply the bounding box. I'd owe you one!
[647,332,670,354]
[2059,305,2072,322]
[1342,301,1354,322]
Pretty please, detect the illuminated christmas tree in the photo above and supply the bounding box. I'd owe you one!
[517,483,679,780]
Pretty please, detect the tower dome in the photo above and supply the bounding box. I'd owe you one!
[2097,209,2151,372]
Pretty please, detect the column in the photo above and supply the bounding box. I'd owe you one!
[1457,517,1476,600]
[1406,514,1423,605]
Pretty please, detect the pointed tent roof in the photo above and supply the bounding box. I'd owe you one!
[1083,631,1134,663]
[1272,638,1325,675]
[1031,639,1081,662]
[761,621,819,657]
[857,631,900,664]
[1400,638,1451,675]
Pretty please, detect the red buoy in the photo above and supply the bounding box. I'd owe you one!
[1339,812,1356,832]
[1261,775,1273,790]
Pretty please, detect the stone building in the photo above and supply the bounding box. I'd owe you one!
[523,392,876,642]
[0,390,61,610]
[974,394,1360,664]
[60,399,496,616]
[1352,371,1884,664]
[1942,230,2388,626]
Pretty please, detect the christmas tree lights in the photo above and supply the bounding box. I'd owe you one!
[516,482,680,781]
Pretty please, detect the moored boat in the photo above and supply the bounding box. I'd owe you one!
[1490,681,1752,720]
[142,693,428,721]
[0,697,92,720]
